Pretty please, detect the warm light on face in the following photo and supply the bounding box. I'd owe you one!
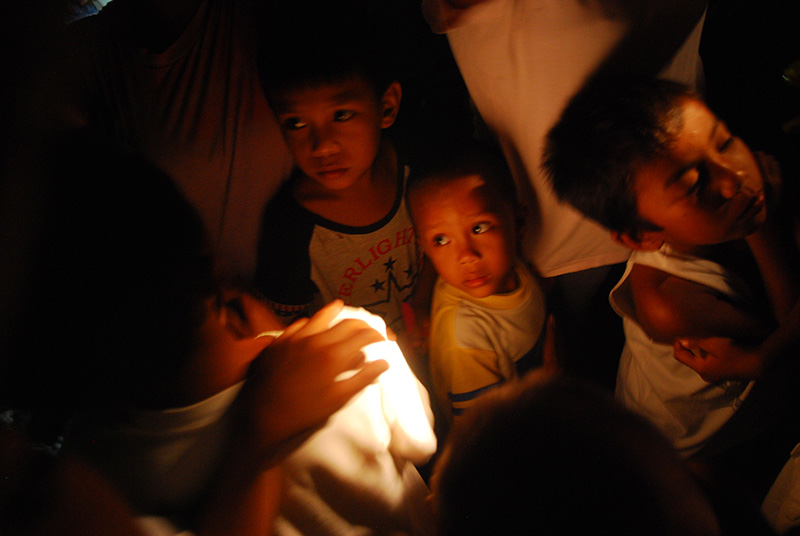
[273,78,396,193]
[632,98,766,253]
[413,175,518,298]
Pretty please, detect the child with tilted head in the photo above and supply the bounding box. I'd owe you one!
[406,138,547,423]
[544,77,800,467]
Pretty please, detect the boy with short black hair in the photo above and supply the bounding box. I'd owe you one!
[543,77,798,457]
[253,2,421,343]
[407,138,547,421]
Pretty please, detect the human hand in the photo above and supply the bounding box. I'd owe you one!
[673,337,766,383]
[231,300,389,468]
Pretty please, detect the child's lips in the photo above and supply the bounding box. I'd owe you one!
[464,274,490,288]
[317,168,347,180]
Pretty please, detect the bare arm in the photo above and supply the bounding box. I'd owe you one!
[673,296,800,381]
[629,263,772,346]
[631,263,776,381]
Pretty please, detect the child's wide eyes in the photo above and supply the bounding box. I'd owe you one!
[334,110,355,121]
[433,234,450,246]
[282,117,307,131]
[472,222,491,234]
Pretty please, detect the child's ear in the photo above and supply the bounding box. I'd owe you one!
[380,81,402,129]
[611,230,664,251]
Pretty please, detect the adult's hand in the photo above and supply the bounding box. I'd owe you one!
[233,299,389,468]
[195,300,388,536]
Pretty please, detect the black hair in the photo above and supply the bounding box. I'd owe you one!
[543,77,696,237]
[256,0,398,107]
[406,136,518,221]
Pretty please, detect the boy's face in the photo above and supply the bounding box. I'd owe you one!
[412,175,517,299]
[272,77,400,191]
[630,98,766,252]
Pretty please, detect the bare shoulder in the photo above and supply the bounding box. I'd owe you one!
[627,263,730,344]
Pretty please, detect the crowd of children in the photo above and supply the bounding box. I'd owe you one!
[2,0,799,535]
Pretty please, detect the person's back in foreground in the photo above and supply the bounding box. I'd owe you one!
[406,138,547,422]
[543,77,800,457]
[431,372,763,536]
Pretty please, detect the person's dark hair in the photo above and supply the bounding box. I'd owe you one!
[406,136,518,221]
[434,373,721,536]
[256,0,398,107]
[543,77,696,238]
[1,130,215,436]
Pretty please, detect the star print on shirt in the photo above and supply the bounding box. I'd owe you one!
[371,279,386,292]
[363,256,418,309]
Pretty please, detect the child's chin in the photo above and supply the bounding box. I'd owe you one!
[461,285,495,299]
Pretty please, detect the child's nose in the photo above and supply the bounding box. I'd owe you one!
[458,240,480,264]
[708,160,743,200]
[310,127,339,157]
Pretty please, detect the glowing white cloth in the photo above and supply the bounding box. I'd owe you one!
[275,306,437,536]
